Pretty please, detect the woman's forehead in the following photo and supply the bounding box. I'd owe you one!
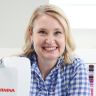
[33,14,64,30]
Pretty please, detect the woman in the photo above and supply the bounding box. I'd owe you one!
[23,4,90,96]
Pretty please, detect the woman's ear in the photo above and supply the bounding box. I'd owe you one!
[28,26,33,42]
[28,26,32,36]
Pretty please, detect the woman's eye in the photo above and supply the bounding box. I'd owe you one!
[55,31,62,35]
[38,31,46,34]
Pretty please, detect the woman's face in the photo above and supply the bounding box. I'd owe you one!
[31,14,65,61]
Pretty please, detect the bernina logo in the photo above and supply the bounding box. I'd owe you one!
[0,88,15,92]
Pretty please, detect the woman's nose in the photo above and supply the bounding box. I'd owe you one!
[45,36,55,44]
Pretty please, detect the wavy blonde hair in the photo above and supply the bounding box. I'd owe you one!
[23,4,76,64]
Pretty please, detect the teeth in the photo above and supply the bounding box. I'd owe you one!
[44,47,56,51]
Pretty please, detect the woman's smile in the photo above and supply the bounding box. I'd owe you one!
[42,46,58,52]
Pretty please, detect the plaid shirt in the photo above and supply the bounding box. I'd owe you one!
[28,53,90,96]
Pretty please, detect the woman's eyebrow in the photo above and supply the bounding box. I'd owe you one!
[54,28,63,31]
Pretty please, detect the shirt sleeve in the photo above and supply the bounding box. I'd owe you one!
[67,58,91,96]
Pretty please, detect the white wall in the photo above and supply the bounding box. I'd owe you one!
[50,0,96,5]
[0,0,49,57]
[72,29,96,63]
[50,1,96,29]
[72,29,96,49]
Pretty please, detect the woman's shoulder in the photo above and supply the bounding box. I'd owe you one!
[64,56,86,74]
[72,57,84,67]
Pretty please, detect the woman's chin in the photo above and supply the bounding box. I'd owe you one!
[44,53,59,60]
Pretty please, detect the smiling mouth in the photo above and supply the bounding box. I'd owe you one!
[42,47,58,52]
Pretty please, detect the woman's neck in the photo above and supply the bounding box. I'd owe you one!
[37,57,57,80]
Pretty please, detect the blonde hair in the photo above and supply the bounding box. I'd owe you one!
[23,4,76,64]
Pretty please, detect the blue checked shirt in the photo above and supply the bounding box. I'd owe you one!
[28,53,90,96]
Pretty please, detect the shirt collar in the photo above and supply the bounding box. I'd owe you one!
[29,52,64,75]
